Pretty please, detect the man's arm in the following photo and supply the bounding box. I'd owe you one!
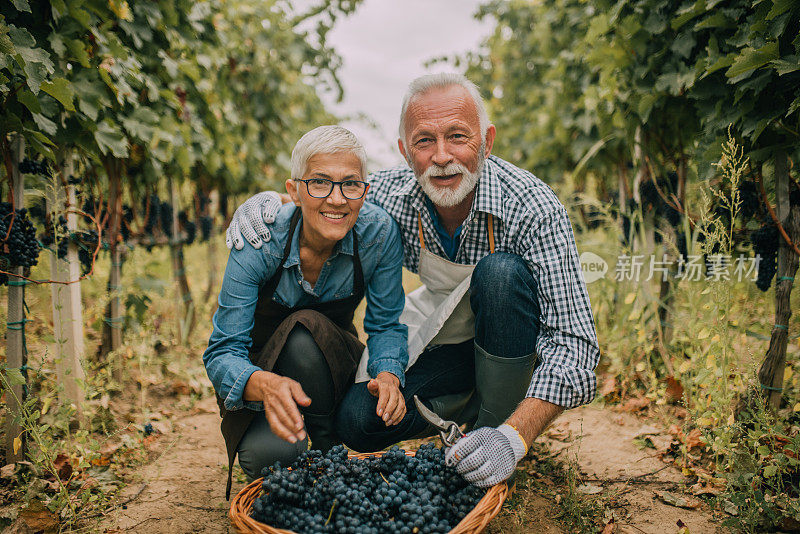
[507,397,564,446]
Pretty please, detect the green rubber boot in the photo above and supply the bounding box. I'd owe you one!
[472,342,538,429]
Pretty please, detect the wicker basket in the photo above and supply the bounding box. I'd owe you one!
[230,450,509,534]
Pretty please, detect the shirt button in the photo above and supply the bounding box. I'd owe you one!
[298,279,302,285]
[473,216,478,222]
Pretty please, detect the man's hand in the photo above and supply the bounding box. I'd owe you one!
[444,424,527,487]
[243,370,311,443]
[225,191,283,250]
[367,372,406,426]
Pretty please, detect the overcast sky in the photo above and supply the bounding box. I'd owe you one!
[311,0,495,169]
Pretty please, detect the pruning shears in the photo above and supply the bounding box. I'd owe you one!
[413,395,464,447]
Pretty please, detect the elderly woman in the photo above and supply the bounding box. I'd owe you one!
[203,126,408,498]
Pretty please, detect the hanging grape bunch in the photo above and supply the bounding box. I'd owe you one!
[39,211,101,276]
[0,203,41,286]
[121,205,133,242]
[200,216,212,242]
[178,210,197,245]
[198,193,212,242]
[751,225,779,291]
[250,444,485,534]
[159,200,174,238]
[737,180,760,220]
[17,157,52,177]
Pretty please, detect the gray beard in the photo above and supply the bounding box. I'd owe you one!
[413,146,485,208]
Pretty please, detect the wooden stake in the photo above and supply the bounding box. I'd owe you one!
[5,135,26,462]
[101,159,123,378]
[48,153,85,420]
[170,179,195,342]
[204,189,219,302]
[757,150,799,411]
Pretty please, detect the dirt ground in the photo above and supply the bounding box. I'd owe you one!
[96,398,721,533]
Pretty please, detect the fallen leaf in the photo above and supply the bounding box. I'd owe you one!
[654,490,702,509]
[19,499,59,532]
[601,518,615,534]
[91,455,111,467]
[664,376,684,402]
[690,482,720,497]
[0,464,15,479]
[599,376,618,398]
[53,454,72,481]
[676,518,690,534]
[12,437,21,455]
[622,397,651,412]
[577,483,604,495]
[685,429,705,452]
[722,500,739,516]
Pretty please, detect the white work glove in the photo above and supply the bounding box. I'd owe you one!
[225,191,283,250]
[444,424,527,488]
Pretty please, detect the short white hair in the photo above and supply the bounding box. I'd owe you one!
[290,125,367,180]
[398,73,490,142]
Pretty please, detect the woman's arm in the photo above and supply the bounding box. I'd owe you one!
[202,243,275,411]
[363,214,409,425]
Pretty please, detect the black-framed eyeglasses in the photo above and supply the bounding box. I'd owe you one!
[295,178,369,200]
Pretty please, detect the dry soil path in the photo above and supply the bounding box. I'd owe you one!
[99,400,720,533]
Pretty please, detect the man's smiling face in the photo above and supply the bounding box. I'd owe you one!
[399,84,494,208]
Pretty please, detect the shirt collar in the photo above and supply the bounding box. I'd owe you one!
[389,157,505,221]
[471,156,505,221]
[282,217,355,269]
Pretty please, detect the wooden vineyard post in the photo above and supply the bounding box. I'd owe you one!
[757,150,800,412]
[170,179,195,342]
[48,154,85,419]
[101,159,124,379]
[204,189,219,302]
[5,135,26,462]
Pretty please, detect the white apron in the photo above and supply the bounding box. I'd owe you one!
[355,212,495,382]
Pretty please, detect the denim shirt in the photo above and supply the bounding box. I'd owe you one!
[204,202,408,412]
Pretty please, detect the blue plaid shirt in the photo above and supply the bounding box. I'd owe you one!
[366,155,600,409]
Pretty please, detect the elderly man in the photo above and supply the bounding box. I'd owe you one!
[225,73,600,487]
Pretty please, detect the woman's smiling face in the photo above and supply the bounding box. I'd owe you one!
[285,152,366,247]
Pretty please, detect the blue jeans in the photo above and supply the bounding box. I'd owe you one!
[336,252,541,452]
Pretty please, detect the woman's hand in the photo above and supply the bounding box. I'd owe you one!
[243,370,311,443]
[367,372,406,426]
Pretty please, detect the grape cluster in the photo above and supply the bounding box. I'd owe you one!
[40,213,100,275]
[17,157,51,177]
[751,225,779,291]
[199,216,212,241]
[737,180,760,220]
[178,210,197,245]
[0,203,40,266]
[159,201,173,238]
[251,444,485,534]
[143,195,160,237]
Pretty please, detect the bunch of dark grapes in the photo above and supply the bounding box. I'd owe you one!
[75,230,100,274]
[159,200,173,238]
[0,203,41,285]
[250,444,485,534]
[199,216,212,241]
[143,195,160,237]
[737,180,760,220]
[121,205,133,241]
[178,210,196,245]
[750,225,779,291]
[18,157,51,177]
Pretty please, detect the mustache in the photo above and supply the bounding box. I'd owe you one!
[422,163,470,179]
